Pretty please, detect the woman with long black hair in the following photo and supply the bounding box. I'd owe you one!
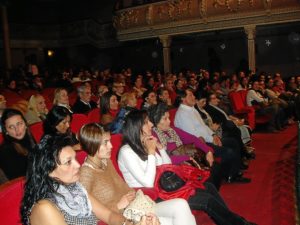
[118,110,256,225]
[0,108,36,180]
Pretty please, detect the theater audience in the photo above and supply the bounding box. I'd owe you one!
[157,88,173,108]
[148,103,224,189]
[41,105,80,150]
[118,110,256,225]
[164,78,177,104]
[133,76,147,98]
[141,90,157,110]
[112,82,125,102]
[53,88,73,113]
[0,109,36,180]
[25,94,48,125]
[79,123,196,225]
[100,92,119,128]
[72,84,97,114]
[21,135,159,225]
[246,81,283,132]
[174,89,250,183]
[110,91,137,134]
[204,92,255,159]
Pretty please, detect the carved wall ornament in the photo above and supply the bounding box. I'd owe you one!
[263,0,272,11]
[198,0,207,19]
[212,0,254,12]
[157,0,192,21]
[146,5,154,25]
[113,9,140,29]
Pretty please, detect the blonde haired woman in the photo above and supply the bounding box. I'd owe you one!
[53,88,73,113]
[25,94,48,125]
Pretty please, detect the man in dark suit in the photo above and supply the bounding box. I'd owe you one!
[204,92,255,161]
[72,84,97,114]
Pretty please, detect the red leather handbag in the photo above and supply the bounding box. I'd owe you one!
[154,164,210,200]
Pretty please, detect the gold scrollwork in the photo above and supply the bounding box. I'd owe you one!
[212,0,254,12]
[113,9,140,29]
[157,0,192,21]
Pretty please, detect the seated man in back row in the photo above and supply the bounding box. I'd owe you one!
[72,84,97,114]
[174,89,251,183]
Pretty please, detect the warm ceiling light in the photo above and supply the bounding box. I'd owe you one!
[47,50,54,57]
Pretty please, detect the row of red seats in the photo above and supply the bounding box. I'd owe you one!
[228,90,272,129]
[0,107,210,224]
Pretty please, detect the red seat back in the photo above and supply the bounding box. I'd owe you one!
[22,90,39,100]
[29,122,44,142]
[110,134,123,178]
[136,98,143,110]
[0,177,25,225]
[228,91,245,112]
[88,108,101,123]
[70,114,89,134]
[168,108,177,127]
[41,88,55,102]
[0,133,3,145]
[76,150,87,165]
[69,92,78,106]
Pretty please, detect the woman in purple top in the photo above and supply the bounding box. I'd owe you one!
[147,103,223,190]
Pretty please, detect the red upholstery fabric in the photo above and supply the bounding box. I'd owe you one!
[0,133,3,145]
[168,108,177,127]
[228,90,256,129]
[22,89,39,100]
[43,95,53,110]
[110,134,123,178]
[2,90,24,107]
[0,177,25,225]
[29,121,44,142]
[68,92,78,106]
[41,88,56,102]
[70,114,89,134]
[76,150,88,165]
[136,98,143,110]
[88,108,101,123]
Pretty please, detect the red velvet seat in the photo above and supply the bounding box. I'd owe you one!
[228,90,256,129]
[76,150,88,165]
[68,91,78,106]
[0,133,3,145]
[230,90,272,129]
[29,121,44,142]
[70,114,89,134]
[168,108,177,127]
[88,108,101,123]
[22,89,39,100]
[0,177,25,225]
[136,98,143,110]
[41,88,56,101]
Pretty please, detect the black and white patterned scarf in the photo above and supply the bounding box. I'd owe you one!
[54,182,92,218]
[153,127,182,148]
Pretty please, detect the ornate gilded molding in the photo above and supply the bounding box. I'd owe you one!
[212,0,254,12]
[114,0,300,41]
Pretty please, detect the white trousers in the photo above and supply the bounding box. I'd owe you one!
[155,198,196,225]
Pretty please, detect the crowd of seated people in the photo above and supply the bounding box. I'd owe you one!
[0,66,299,224]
